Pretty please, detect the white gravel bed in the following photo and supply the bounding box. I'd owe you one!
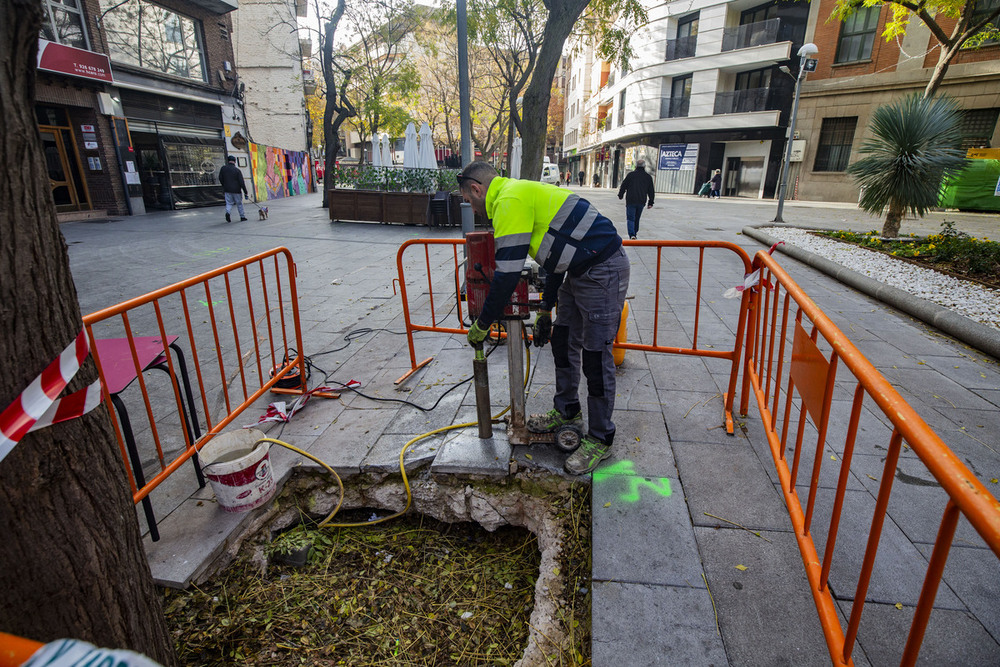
[758,227,1000,330]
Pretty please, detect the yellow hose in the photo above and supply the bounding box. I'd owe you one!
[259,338,531,529]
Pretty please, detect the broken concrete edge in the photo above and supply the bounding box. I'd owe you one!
[741,225,1000,362]
[155,465,589,667]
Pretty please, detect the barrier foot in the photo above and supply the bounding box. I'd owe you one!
[396,357,433,385]
[724,393,735,435]
[271,387,341,399]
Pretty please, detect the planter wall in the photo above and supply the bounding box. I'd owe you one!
[327,189,430,225]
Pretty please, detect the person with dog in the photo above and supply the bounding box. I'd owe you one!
[617,158,654,240]
[460,161,630,476]
[218,155,248,222]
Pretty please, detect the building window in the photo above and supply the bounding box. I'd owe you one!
[836,6,880,63]
[814,117,858,172]
[100,0,207,82]
[661,75,691,118]
[666,13,698,60]
[960,108,1000,150]
[966,0,1000,46]
[618,89,626,126]
[741,1,778,25]
[40,0,90,50]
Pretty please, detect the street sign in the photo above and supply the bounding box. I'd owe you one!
[803,58,818,72]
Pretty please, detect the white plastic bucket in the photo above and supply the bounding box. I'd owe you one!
[200,428,275,512]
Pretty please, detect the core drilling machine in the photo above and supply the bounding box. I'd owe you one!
[465,231,583,452]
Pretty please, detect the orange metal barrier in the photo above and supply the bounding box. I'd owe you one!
[0,632,40,667]
[82,247,327,541]
[395,238,755,432]
[742,250,1000,665]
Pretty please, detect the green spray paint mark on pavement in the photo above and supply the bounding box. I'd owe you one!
[593,459,672,503]
[198,299,226,307]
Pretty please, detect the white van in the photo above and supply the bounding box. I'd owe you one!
[540,163,561,185]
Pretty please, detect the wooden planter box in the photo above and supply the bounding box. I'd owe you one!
[327,189,430,225]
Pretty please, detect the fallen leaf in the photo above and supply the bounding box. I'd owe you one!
[991,479,998,484]
[603,502,612,508]
[867,474,877,481]
[895,603,903,610]
[525,454,533,460]
[735,564,748,571]
[830,455,837,461]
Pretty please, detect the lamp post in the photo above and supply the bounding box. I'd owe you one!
[773,43,818,223]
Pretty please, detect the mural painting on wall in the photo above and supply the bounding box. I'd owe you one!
[249,142,313,200]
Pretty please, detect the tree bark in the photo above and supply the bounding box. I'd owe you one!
[518,0,586,181]
[0,3,177,663]
[882,205,903,239]
[322,0,348,206]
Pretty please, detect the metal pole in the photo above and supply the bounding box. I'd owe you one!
[506,319,526,437]
[456,0,473,167]
[774,56,806,223]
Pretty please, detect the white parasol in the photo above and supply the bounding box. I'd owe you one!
[380,133,394,167]
[370,133,382,167]
[403,122,419,169]
[418,122,437,169]
[509,136,522,179]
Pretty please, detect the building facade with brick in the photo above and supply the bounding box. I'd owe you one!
[786,0,1000,203]
[37,0,242,218]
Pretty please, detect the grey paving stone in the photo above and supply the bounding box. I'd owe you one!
[381,387,467,436]
[673,440,791,532]
[918,354,1000,390]
[429,430,511,477]
[884,367,997,412]
[695,526,871,667]
[361,432,443,474]
[851,454,984,547]
[309,406,398,475]
[144,497,258,588]
[917,544,1000,644]
[613,368,662,412]
[591,582,728,667]
[649,352,715,391]
[607,409,675,478]
[592,472,704,587]
[797,486,963,609]
[659,389,740,445]
[971,387,1000,408]
[837,600,1000,666]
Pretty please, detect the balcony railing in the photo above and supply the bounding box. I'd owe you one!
[665,35,697,61]
[721,18,781,51]
[713,87,770,114]
[660,95,690,119]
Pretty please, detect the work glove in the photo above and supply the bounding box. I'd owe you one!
[467,320,489,347]
[533,310,552,348]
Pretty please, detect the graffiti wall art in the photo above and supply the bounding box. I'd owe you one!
[248,142,314,201]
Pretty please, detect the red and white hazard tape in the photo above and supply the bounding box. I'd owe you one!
[724,242,784,299]
[0,331,103,465]
[246,381,359,428]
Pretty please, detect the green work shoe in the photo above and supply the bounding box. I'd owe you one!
[527,408,582,434]
[564,435,612,475]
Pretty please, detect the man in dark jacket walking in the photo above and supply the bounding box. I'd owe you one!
[218,155,248,222]
[617,158,654,239]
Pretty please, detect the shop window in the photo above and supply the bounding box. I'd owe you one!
[836,6,880,63]
[99,0,207,82]
[960,108,1000,150]
[813,117,857,172]
[40,0,90,50]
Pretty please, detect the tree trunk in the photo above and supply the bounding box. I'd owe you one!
[321,0,347,207]
[0,3,177,663]
[518,0,586,181]
[882,205,903,239]
[923,42,960,99]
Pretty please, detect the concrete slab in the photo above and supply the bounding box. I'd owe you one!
[592,473,704,588]
[309,406,398,475]
[673,440,792,532]
[613,368,662,412]
[361,432,443,474]
[144,497,258,588]
[606,409,676,478]
[695,526,871,667]
[429,429,511,477]
[591,582,728,666]
[659,389,739,445]
[837,600,1000,666]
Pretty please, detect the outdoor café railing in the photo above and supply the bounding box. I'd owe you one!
[82,247,323,541]
[740,249,1000,665]
[395,238,755,433]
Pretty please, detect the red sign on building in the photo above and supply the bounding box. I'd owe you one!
[37,40,113,83]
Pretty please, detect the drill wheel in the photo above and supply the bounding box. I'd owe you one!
[554,424,582,452]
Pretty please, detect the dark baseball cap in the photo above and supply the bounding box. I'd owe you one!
[227,155,236,162]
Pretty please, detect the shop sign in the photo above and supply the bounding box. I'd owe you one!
[658,143,699,171]
[37,39,113,83]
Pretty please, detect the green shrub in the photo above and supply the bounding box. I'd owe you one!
[329,165,459,193]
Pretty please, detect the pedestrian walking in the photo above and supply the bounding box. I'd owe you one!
[617,158,654,240]
[578,170,585,187]
[459,161,629,476]
[219,155,248,222]
[710,169,722,199]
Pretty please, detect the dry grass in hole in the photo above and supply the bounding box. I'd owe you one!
[162,486,593,666]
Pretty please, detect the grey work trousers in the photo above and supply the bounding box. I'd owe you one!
[551,247,630,445]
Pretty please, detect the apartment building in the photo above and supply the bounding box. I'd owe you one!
[794,0,1000,202]
[565,0,809,196]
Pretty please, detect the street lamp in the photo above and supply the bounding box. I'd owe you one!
[773,43,818,223]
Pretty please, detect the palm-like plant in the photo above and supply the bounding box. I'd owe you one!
[848,93,968,238]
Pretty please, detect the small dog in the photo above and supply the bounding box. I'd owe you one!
[258,206,269,220]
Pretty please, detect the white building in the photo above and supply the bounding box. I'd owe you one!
[566,0,810,197]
